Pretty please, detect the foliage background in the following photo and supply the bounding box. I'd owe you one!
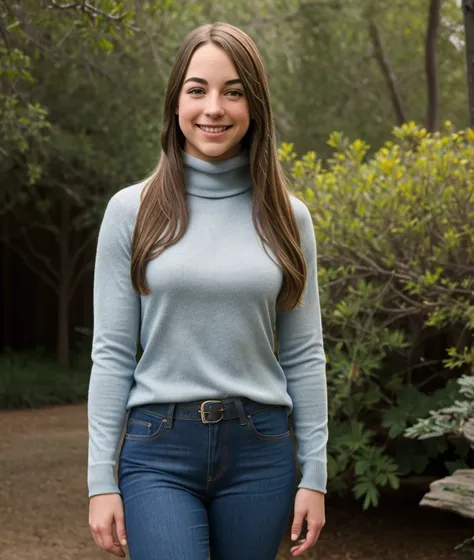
[1,0,473,509]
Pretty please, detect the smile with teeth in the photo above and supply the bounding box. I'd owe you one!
[197,125,232,133]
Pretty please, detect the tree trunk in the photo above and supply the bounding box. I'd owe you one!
[1,217,10,350]
[57,193,71,370]
[463,0,474,125]
[425,0,441,132]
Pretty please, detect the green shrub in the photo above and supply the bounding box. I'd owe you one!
[0,348,90,409]
[280,122,474,508]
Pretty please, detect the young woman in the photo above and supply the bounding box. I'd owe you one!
[88,21,328,560]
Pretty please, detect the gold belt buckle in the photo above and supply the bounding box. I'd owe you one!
[200,400,224,424]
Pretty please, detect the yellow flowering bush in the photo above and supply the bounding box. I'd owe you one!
[280,122,474,507]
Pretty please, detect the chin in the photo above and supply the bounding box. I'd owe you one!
[190,142,241,162]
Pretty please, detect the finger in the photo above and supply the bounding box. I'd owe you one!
[112,523,121,546]
[290,538,306,552]
[100,527,126,558]
[290,524,323,557]
[90,523,105,551]
[290,510,306,542]
[90,529,104,552]
[306,521,323,547]
[114,512,128,547]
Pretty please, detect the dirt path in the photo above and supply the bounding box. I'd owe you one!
[0,403,471,560]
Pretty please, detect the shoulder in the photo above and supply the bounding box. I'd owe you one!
[288,194,313,231]
[107,180,147,219]
[98,181,148,243]
[288,193,317,257]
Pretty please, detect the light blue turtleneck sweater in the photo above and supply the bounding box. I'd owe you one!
[87,151,328,498]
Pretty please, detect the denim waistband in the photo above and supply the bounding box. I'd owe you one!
[134,397,275,426]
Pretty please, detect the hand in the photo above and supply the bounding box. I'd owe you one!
[290,488,325,557]
[89,493,128,557]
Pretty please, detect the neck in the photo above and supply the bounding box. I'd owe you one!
[183,150,252,199]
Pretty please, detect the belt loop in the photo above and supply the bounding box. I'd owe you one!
[166,404,176,429]
[234,398,247,426]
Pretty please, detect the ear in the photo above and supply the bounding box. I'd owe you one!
[175,105,179,115]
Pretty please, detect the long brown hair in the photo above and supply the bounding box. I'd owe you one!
[131,22,307,313]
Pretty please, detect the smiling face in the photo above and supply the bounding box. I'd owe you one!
[176,43,250,162]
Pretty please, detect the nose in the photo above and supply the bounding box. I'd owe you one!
[204,94,225,118]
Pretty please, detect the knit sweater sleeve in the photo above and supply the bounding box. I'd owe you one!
[87,194,140,498]
[275,198,328,493]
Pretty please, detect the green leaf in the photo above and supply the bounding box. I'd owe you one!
[98,38,114,54]
[445,459,469,474]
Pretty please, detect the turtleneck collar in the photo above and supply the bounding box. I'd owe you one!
[183,150,252,199]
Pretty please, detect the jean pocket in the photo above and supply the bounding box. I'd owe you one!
[247,406,291,441]
[124,408,168,442]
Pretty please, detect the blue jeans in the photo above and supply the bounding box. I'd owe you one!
[118,397,296,560]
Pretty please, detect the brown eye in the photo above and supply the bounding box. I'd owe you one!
[226,90,243,98]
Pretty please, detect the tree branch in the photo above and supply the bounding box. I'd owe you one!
[69,260,93,300]
[2,236,58,292]
[19,223,59,282]
[48,0,140,32]
[70,227,96,271]
[368,18,408,126]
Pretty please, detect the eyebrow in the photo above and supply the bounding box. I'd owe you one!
[183,77,243,86]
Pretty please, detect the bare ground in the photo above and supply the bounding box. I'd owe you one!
[0,403,471,560]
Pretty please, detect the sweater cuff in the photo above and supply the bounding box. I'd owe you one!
[88,464,121,498]
[298,460,327,494]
